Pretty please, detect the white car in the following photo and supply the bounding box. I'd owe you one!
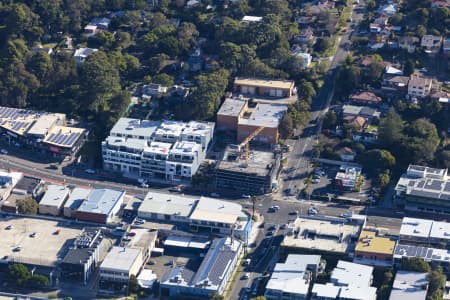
[0,149,8,155]
[85,169,95,174]
[242,194,251,199]
[308,207,318,215]
[312,178,320,184]
[242,273,250,279]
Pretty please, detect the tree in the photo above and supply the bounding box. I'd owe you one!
[379,108,404,147]
[403,118,439,163]
[401,257,431,272]
[427,266,446,300]
[377,269,394,300]
[17,197,38,214]
[250,297,266,300]
[187,69,230,120]
[404,59,415,76]
[359,149,396,174]
[129,274,139,294]
[323,111,337,129]
[314,37,332,54]
[7,264,30,287]
[152,73,174,87]
[79,51,121,117]
[279,113,294,139]
[209,294,224,300]
[28,274,49,288]
[297,80,316,103]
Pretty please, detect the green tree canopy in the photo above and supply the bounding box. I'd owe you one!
[401,257,431,272]
[8,264,31,287]
[17,196,38,214]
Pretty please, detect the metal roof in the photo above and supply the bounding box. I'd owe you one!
[77,188,125,215]
[40,184,70,208]
[100,246,141,272]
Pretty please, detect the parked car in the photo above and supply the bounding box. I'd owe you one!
[242,194,251,199]
[0,149,8,155]
[49,164,58,170]
[5,225,13,230]
[84,169,95,174]
[308,207,318,215]
[242,273,250,280]
[312,178,320,184]
[29,232,36,238]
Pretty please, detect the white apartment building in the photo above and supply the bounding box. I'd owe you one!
[101,118,214,182]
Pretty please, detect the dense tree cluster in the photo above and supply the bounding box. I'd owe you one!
[0,0,327,138]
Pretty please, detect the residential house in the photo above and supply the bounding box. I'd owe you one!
[373,15,389,25]
[350,91,382,106]
[291,49,312,68]
[293,27,314,43]
[142,84,168,98]
[399,36,420,53]
[408,75,432,98]
[421,35,443,54]
[378,3,398,16]
[337,147,356,162]
[382,75,410,93]
[431,0,450,8]
[187,49,203,72]
[73,48,98,64]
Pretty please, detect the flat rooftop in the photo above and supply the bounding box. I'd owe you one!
[238,103,287,128]
[0,216,82,266]
[104,136,148,151]
[110,117,160,139]
[216,148,275,177]
[182,121,214,137]
[355,230,396,255]
[189,196,246,225]
[77,188,125,215]
[138,191,196,218]
[155,120,186,137]
[390,271,428,300]
[169,141,201,155]
[217,98,246,117]
[40,184,70,208]
[331,260,373,287]
[282,217,362,254]
[399,217,433,238]
[234,77,295,90]
[145,141,172,156]
[100,246,141,272]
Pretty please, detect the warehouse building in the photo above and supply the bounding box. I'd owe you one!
[99,246,144,295]
[102,118,214,182]
[215,146,281,195]
[160,237,242,298]
[75,189,125,223]
[39,184,70,216]
[64,187,92,218]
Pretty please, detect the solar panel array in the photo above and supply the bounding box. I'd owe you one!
[45,132,81,147]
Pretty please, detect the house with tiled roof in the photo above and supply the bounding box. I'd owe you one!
[408,75,433,98]
[350,91,382,106]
